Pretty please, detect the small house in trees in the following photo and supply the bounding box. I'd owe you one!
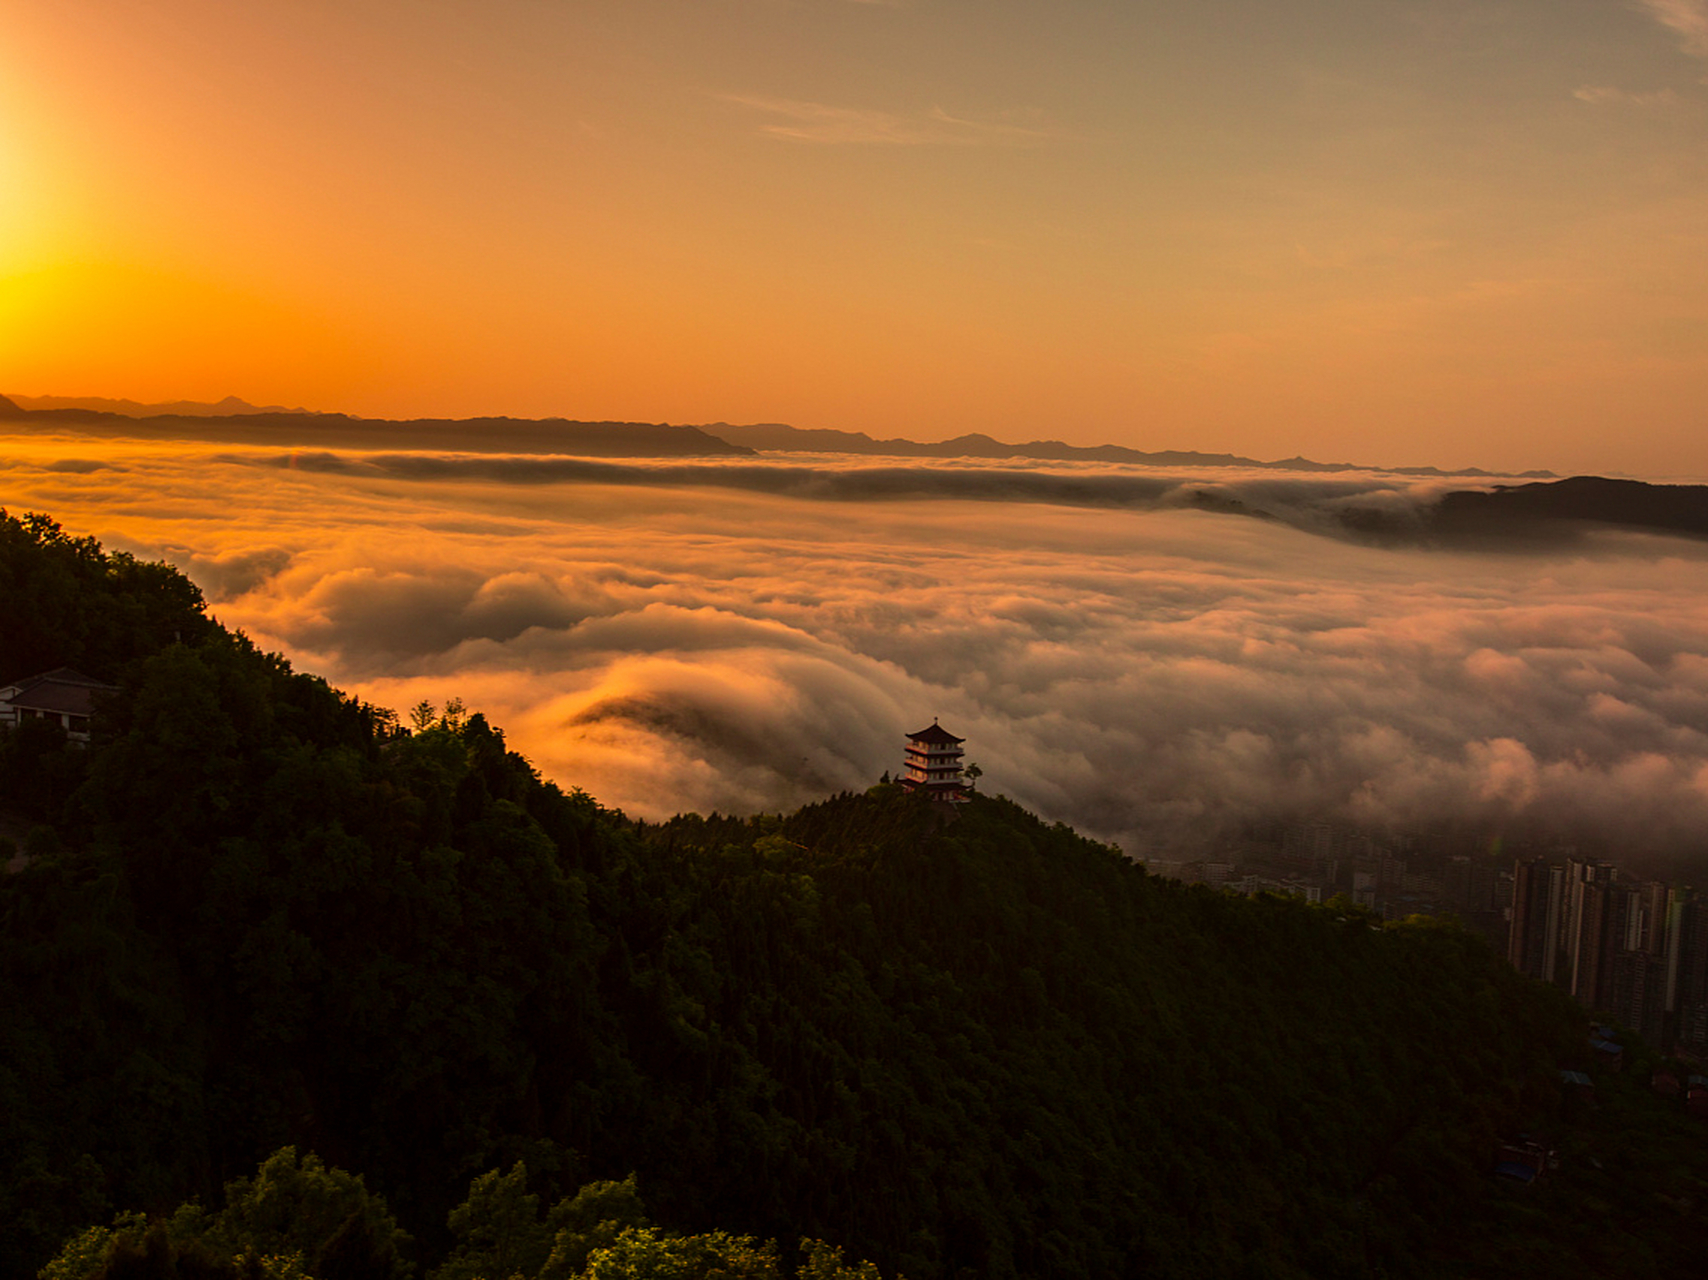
[1494,1138,1550,1183]
[0,668,117,744]
[1559,1069,1595,1105]
[901,720,967,803]
[1589,1029,1623,1073]
[1688,1076,1708,1120]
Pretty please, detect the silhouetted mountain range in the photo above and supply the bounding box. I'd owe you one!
[0,396,753,457]
[705,420,1556,478]
[1432,475,1708,540]
[1319,475,1708,548]
[7,393,314,417]
[3,395,1556,475]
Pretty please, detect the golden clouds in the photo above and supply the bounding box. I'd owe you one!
[1638,0,1708,58]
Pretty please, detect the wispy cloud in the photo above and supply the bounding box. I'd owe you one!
[1637,0,1708,57]
[1573,84,1683,105]
[723,94,1053,145]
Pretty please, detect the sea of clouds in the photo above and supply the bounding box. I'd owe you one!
[7,432,1708,871]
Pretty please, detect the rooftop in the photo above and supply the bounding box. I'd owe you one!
[907,721,964,746]
[1,668,119,717]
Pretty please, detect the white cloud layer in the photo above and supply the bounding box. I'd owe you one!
[7,432,1708,871]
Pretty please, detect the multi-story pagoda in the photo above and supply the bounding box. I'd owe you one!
[901,720,966,802]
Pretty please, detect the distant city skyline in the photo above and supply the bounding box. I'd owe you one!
[4,1,1707,476]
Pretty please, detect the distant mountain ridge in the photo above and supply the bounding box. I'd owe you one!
[2,395,1553,475]
[1430,475,1708,542]
[0,396,754,458]
[7,393,314,417]
[704,420,1556,478]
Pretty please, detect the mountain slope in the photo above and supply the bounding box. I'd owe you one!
[3,510,1701,1279]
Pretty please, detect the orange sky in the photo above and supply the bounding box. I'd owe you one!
[4,0,1708,475]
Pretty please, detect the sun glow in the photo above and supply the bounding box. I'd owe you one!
[0,135,43,267]
[0,260,364,404]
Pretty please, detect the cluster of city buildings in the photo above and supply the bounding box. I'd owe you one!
[1506,857,1708,1052]
[1153,821,1708,1055]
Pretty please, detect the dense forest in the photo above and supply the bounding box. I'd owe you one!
[4,508,1708,1279]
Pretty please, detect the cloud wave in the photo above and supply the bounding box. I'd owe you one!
[235,448,1462,542]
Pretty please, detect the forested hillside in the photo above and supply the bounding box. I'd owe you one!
[4,509,1706,1279]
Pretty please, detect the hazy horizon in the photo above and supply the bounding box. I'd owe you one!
[4,389,1690,481]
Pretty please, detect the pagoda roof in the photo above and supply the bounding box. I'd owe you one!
[907,721,964,745]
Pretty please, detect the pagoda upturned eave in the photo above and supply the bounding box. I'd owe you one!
[906,722,964,746]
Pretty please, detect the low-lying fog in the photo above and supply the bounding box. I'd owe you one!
[9,432,1708,870]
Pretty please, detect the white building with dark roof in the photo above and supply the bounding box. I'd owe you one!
[0,668,118,743]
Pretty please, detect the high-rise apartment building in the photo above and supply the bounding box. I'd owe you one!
[1508,857,1568,983]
